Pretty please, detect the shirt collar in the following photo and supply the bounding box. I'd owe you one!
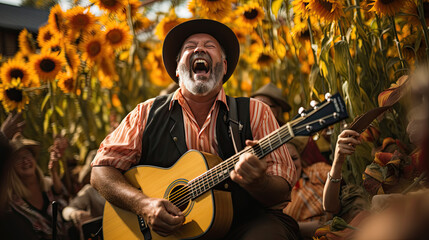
[169,87,229,111]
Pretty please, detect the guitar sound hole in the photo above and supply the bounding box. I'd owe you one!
[169,185,190,211]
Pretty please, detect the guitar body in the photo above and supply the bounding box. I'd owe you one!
[103,150,233,240]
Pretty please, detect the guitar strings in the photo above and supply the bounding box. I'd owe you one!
[167,114,336,207]
[168,118,299,206]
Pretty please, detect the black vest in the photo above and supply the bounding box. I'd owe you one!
[139,93,263,228]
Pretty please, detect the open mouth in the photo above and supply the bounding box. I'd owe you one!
[192,58,210,74]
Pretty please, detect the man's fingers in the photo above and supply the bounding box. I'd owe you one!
[340,129,360,138]
[245,139,258,147]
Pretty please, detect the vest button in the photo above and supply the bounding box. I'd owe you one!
[224,183,229,189]
[173,137,178,142]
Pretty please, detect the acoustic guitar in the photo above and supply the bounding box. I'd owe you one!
[103,93,348,240]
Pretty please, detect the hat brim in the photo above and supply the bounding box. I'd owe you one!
[162,19,240,83]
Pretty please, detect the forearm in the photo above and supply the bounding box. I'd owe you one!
[299,220,321,239]
[50,171,63,194]
[322,159,343,214]
[244,175,290,207]
[90,166,147,215]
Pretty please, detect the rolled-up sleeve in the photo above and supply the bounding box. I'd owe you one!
[91,99,154,171]
[249,98,297,186]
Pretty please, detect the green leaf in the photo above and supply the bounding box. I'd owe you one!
[271,0,283,18]
[41,93,50,112]
[55,106,64,117]
[43,109,53,134]
[334,40,349,77]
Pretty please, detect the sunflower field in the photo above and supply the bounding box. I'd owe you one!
[0,0,426,185]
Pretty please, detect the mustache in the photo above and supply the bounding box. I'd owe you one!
[189,52,212,66]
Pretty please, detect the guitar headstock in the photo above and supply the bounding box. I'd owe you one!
[291,93,348,136]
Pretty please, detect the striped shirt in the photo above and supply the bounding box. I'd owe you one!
[92,88,296,186]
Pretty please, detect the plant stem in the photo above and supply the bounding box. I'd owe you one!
[48,81,58,137]
[417,0,429,65]
[389,16,406,70]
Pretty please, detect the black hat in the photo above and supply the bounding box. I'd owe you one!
[162,19,240,83]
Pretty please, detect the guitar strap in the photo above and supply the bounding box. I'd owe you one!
[227,96,243,153]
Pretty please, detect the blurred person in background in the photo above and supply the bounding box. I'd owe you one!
[251,82,291,125]
[63,150,105,239]
[2,133,70,240]
[283,136,331,239]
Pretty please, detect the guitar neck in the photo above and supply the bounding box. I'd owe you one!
[188,122,295,199]
[187,94,348,199]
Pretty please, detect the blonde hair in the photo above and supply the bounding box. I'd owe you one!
[7,153,47,202]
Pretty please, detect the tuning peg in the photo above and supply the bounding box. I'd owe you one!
[298,107,306,117]
[310,100,318,109]
[325,93,332,102]
[306,125,313,132]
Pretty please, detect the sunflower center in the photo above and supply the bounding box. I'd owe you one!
[10,69,24,79]
[43,32,53,41]
[64,78,74,90]
[318,0,333,11]
[87,42,101,57]
[73,14,89,27]
[106,29,123,44]
[40,59,56,73]
[100,0,117,7]
[244,9,259,19]
[258,54,272,63]
[5,88,23,102]
[380,0,395,4]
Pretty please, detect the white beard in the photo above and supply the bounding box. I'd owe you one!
[178,62,224,96]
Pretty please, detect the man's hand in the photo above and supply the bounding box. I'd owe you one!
[230,140,268,190]
[139,198,185,237]
[70,210,92,227]
[1,113,25,139]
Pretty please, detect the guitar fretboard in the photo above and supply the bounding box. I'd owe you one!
[187,122,295,199]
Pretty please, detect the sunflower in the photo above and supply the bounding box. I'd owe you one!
[48,4,66,34]
[90,0,125,13]
[232,27,247,44]
[307,0,344,22]
[103,23,131,50]
[144,47,171,87]
[57,70,76,93]
[41,37,62,54]
[118,0,141,20]
[15,51,32,63]
[293,0,310,18]
[18,29,36,55]
[403,0,429,27]
[200,0,230,10]
[366,0,409,17]
[154,14,186,40]
[236,2,265,28]
[188,0,198,16]
[292,16,321,44]
[251,46,277,69]
[0,58,31,86]
[62,44,81,74]
[37,25,55,46]
[99,57,118,81]
[201,2,232,20]
[0,78,29,112]
[66,6,97,33]
[80,35,107,65]
[133,14,152,33]
[29,52,64,81]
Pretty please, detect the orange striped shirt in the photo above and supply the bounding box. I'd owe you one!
[92,88,296,186]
